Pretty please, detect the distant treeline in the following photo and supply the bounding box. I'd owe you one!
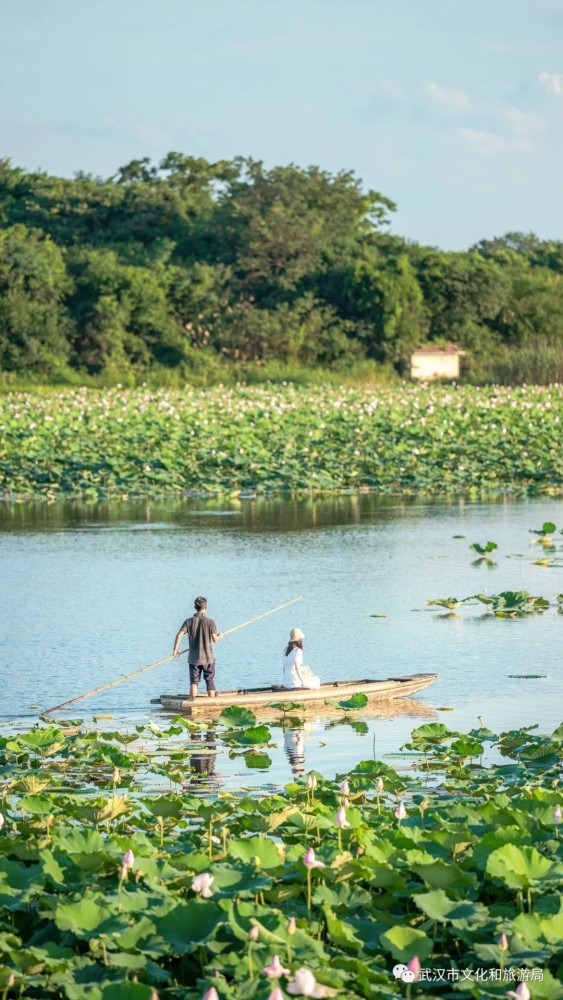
[1,154,563,385]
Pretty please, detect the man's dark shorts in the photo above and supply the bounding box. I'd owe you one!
[189,662,216,691]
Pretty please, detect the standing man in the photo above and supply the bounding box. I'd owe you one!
[173,597,223,699]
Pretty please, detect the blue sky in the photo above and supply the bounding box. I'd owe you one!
[1,0,562,248]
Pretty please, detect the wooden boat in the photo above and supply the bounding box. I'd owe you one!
[151,672,437,716]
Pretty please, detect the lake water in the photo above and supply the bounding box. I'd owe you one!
[1,494,562,789]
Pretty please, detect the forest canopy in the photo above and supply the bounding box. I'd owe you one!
[1,154,562,385]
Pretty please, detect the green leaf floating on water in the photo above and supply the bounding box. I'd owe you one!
[228,836,284,868]
[509,674,547,678]
[337,693,368,711]
[217,706,257,728]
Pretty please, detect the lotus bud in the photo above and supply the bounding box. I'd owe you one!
[375,777,384,793]
[288,916,297,935]
[307,774,317,790]
[395,801,407,821]
[113,767,121,784]
[249,924,259,941]
[122,849,134,870]
[335,806,350,829]
[340,779,350,796]
[0,812,4,830]
[202,989,220,1000]
[6,973,15,987]
[507,982,531,1000]
[149,991,159,1000]
[303,847,325,869]
[262,955,290,978]
[498,932,509,951]
[287,968,329,996]
[554,805,562,823]
[407,956,421,981]
[268,989,285,1000]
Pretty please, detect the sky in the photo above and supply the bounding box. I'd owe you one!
[1,0,562,249]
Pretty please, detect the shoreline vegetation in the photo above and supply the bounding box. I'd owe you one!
[1,156,563,387]
[1,384,562,502]
[0,715,562,998]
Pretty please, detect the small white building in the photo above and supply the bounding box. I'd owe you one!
[410,344,465,381]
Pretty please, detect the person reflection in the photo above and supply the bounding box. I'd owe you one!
[283,726,305,775]
[186,728,218,789]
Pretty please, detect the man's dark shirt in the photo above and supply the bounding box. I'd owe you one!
[179,613,218,665]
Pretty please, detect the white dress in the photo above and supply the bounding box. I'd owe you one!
[282,647,304,688]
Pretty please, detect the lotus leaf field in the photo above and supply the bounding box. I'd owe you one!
[1,713,563,999]
[1,384,562,500]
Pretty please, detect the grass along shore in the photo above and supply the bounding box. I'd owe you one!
[0,384,562,500]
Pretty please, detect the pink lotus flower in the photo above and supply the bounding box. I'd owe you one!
[507,983,531,1000]
[554,805,562,823]
[303,848,325,870]
[407,956,421,981]
[287,968,333,997]
[202,989,219,1000]
[192,872,214,898]
[335,806,350,829]
[340,780,350,796]
[262,955,290,978]
[395,801,407,821]
[122,849,134,869]
[498,932,509,951]
[268,989,285,1000]
[0,812,4,830]
[149,991,159,1000]
[249,924,259,941]
[375,777,384,793]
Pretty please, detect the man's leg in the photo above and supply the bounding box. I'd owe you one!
[189,665,200,700]
[204,662,217,699]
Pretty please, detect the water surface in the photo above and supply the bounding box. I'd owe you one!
[1,495,562,787]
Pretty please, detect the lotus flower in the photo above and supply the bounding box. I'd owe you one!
[307,774,317,790]
[288,916,297,934]
[375,777,384,793]
[122,849,134,870]
[303,847,325,869]
[340,780,350,796]
[113,767,121,784]
[202,989,220,1000]
[192,872,214,898]
[287,968,333,997]
[149,991,159,1000]
[554,805,562,823]
[507,983,531,1000]
[335,806,350,829]
[262,955,290,978]
[395,801,407,821]
[0,812,4,830]
[498,932,509,951]
[407,956,421,982]
[268,989,285,1000]
[249,924,259,941]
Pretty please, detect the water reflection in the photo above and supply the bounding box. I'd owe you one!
[283,727,306,774]
[185,728,219,791]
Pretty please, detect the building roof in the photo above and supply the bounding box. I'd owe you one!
[411,343,465,357]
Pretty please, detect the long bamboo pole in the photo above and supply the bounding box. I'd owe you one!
[43,595,303,714]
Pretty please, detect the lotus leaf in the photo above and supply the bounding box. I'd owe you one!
[380,925,433,962]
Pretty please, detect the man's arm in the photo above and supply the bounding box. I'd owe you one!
[212,632,223,643]
[172,627,186,658]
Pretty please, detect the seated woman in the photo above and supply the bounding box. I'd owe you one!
[282,628,306,689]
